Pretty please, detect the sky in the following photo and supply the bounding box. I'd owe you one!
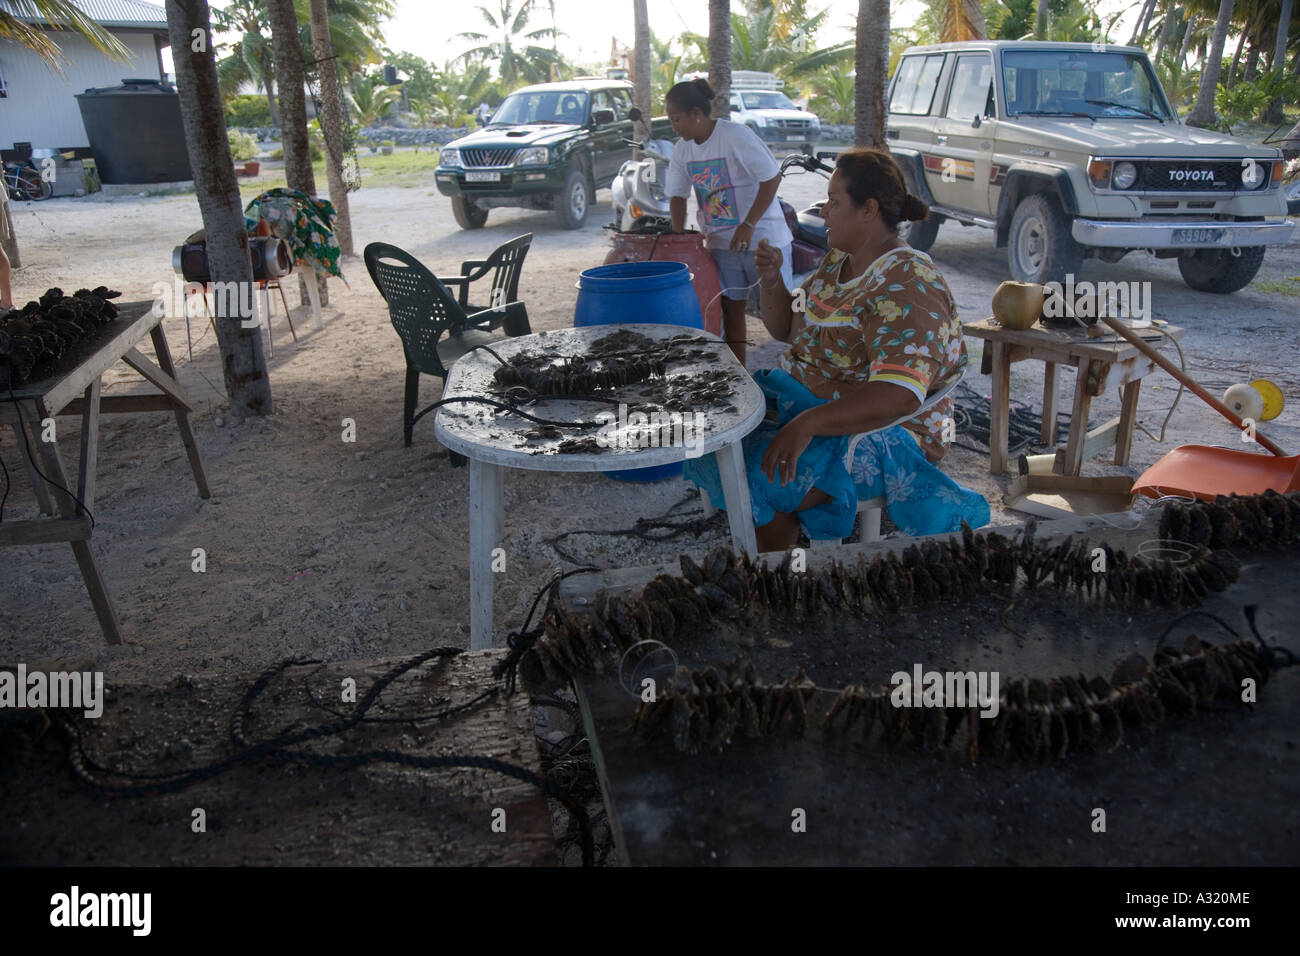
[197,0,1145,75]
[374,0,1143,70]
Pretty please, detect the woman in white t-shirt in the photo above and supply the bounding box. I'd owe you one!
[664,78,793,366]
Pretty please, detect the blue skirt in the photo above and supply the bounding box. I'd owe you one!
[684,369,991,540]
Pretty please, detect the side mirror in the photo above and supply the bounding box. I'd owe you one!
[628,107,642,122]
[592,109,615,126]
[972,113,982,128]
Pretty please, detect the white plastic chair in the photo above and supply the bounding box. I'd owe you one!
[813,371,965,546]
[695,372,965,546]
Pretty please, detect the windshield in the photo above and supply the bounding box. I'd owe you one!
[490,90,589,125]
[738,91,798,110]
[1001,50,1173,119]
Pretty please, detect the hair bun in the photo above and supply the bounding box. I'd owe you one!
[691,77,716,100]
[901,193,929,222]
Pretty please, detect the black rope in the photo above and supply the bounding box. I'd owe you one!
[408,394,607,431]
[5,383,95,527]
[545,488,724,566]
[60,639,600,865]
[493,565,600,695]
[949,382,1073,456]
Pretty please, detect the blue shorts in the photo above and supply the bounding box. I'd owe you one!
[712,244,794,302]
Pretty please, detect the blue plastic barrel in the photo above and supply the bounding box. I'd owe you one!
[574,261,704,482]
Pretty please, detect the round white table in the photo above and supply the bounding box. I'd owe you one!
[434,324,766,650]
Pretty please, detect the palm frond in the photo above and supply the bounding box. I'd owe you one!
[0,0,132,69]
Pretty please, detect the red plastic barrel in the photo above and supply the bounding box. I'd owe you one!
[603,232,723,337]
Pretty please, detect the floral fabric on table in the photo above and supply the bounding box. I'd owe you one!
[777,246,966,461]
[244,188,347,285]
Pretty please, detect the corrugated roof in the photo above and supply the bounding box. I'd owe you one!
[0,0,167,30]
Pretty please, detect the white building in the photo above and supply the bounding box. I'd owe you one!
[0,0,170,150]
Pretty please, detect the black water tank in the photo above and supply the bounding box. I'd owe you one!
[75,78,194,184]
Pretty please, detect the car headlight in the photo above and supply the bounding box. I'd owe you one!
[515,147,548,166]
[440,148,462,167]
[1112,161,1138,189]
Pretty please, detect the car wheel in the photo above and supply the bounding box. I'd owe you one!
[1007,192,1083,284]
[1176,246,1266,294]
[451,194,488,229]
[899,214,941,253]
[554,168,590,229]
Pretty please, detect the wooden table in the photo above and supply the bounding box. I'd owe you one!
[963,318,1186,475]
[0,301,209,644]
[434,324,766,651]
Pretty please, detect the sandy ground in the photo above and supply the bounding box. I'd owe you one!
[2,164,1298,683]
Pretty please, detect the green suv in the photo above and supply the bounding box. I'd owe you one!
[435,79,673,230]
[886,41,1294,292]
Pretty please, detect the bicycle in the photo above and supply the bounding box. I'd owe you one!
[4,159,54,201]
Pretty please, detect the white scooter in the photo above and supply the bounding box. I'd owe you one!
[610,108,675,232]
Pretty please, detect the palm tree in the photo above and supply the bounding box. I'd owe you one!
[633,0,652,149]
[854,0,889,147]
[165,0,271,418]
[293,0,394,77]
[0,0,129,67]
[309,0,354,256]
[456,0,561,88]
[943,0,988,40]
[347,72,401,127]
[708,0,731,119]
[214,0,278,126]
[1186,0,1235,127]
[808,66,854,124]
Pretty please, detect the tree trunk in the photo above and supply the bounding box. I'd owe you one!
[308,0,353,256]
[1276,0,1295,72]
[1176,13,1195,69]
[1036,0,1050,39]
[1227,25,1247,83]
[1128,0,1156,44]
[707,0,731,120]
[854,0,889,147]
[944,0,988,42]
[632,0,652,155]
[1242,32,1261,82]
[164,0,271,418]
[265,83,279,128]
[1154,5,1175,63]
[1186,0,1235,128]
[1262,0,1294,123]
[266,0,324,307]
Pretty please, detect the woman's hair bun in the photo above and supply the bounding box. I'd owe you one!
[691,77,715,100]
[901,193,929,223]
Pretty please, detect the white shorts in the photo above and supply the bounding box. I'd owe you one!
[711,245,794,302]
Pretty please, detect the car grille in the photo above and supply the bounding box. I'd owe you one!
[770,118,811,130]
[1138,160,1246,191]
[463,147,518,168]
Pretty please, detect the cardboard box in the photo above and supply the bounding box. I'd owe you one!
[1004,474,1135,520]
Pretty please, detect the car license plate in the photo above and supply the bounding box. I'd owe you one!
[465,171,500,182]
[1172,227,1222,244]
[786,135,804,142]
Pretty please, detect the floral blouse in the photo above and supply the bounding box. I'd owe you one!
[777,246,966,460]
